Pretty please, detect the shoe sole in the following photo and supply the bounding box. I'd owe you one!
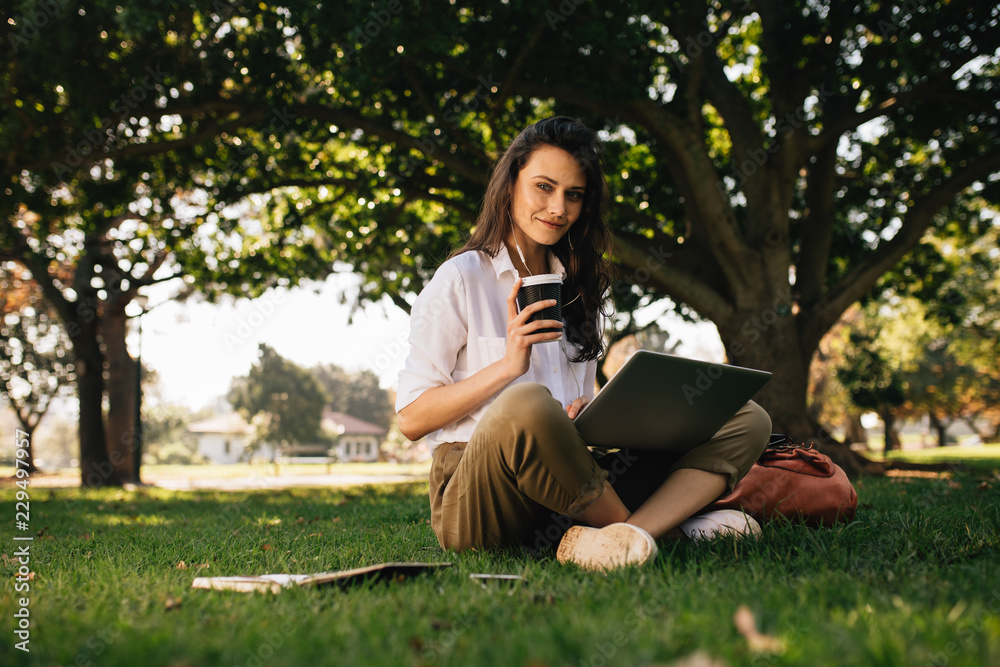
[556,523,658,571]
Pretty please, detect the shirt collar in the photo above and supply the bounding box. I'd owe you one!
[491,244,568,281]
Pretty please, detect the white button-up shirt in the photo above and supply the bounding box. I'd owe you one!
[395,245,597,450]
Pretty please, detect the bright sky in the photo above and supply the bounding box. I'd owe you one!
[136,274,412,409]
[135,274,725,411]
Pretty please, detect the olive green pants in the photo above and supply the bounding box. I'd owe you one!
[429,382,771,551]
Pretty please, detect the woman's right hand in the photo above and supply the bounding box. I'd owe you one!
[503,276,563,378]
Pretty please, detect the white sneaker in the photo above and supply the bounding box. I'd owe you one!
[679,509,762,541]
[556,523,658,571]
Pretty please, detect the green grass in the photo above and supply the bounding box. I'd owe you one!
[0,461,433,481]
[884,444,1000,473]
[2,471,999,666]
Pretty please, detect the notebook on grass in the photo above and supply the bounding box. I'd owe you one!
[573,350,771,452]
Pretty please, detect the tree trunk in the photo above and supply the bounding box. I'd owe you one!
[844,412,867,448]
[72,319,122,488]
[716,307,881,478]
[961,416,985,441]
[102,305,139,483]
[881,410,901,452]
[928,412,950,447]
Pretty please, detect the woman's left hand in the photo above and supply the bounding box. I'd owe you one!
[566,396,590,419]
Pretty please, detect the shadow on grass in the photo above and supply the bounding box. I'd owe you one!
[2,472,999,666]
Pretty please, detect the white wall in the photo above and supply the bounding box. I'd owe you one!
[196,433,249,464]
[337,436,380,462]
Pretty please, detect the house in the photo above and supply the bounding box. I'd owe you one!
[187,412,263,464]
[322,409,387,462]
[186,410,387,464]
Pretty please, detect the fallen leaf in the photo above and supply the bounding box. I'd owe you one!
[164,596,182,611]
[176,561,188,570]
[261,544,271,551]
[668,651,727,667]
[733,605,784,653]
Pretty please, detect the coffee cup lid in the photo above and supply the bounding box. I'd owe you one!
[519,273,562,287]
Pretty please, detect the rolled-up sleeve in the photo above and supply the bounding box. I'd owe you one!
[395,262,469,413]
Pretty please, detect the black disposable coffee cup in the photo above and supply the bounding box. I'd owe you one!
[516,274,563,337]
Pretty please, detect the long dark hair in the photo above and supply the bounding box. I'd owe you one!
[455,116,614,361]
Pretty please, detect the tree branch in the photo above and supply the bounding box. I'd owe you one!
[803,149,1000,348]
[290,103,488,185]
[612,231,733,323]
[624,97,758,300]
[796,140,839,308]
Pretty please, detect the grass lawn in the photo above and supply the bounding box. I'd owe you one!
[0,461,434,487]
[884,444,1000,473]
[2,468,999,666]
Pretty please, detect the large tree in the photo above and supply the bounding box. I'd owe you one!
[4,1,999,478]
[229,344,327,450]
[312,364,394,430]
[1,1,331,485]
[209,0,996,472]
[0,265,75,473]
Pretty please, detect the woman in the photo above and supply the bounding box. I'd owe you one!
[396,116,771,571]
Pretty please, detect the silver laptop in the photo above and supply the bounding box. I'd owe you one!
[573,350,771,451]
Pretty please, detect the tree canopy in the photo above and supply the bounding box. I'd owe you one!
[229,343,327,447]
[3,0,999,479]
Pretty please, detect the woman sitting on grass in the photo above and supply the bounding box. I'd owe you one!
[395,116,771,571]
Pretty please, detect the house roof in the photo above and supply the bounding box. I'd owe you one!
[187,412,252,435]
[187,410,387,437]
[322,410,387,436]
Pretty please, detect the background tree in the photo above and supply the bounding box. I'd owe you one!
[137,367,209,465]
[181,0,998,474]
[312,364,393,430]
[5,1,999,479]
[229,344,327,450]
[835,328,906,451]
[0,266,75,473]
[888,208,1000,442]
[141,402,208,465]
[1,2,336,485]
